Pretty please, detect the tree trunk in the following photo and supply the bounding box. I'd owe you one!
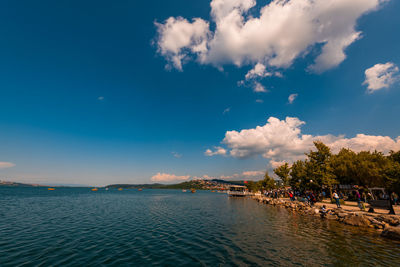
[388,190,396,215]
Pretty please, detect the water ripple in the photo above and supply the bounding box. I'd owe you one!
[1,187,399,266]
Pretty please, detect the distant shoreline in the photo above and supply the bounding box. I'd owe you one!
[0,178,245,190]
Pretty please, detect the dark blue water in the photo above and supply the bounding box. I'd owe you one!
[0,187,399,266]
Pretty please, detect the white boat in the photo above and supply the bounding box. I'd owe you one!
[182,189,187,192]
[227,185,247,197]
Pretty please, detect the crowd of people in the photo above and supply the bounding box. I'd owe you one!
[261,186,399,211]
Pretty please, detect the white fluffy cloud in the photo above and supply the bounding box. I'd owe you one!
[205,146,227,156]
[155,17,210,70]
[242,170,264,177]
[206,117,400,166]
[156,0,384,73]
[288,93,298,104]
[219,170,264,180]
[253,82,267,93]
[245,63,272,80]
[363,62,399,93]
[0,162,15,169]
[151,173,190,182]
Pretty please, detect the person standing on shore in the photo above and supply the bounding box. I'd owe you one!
[362,191,367,203]
[391,192,398,205]
[288,191,294,201]
[355,189,363,210]
[333,191,341,208]
[309,192,317,207]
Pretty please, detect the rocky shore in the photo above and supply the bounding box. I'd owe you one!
[253,196,400,241]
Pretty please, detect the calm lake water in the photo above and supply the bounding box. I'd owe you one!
[0,187,399,266]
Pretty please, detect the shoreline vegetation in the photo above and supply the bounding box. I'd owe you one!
[247,141,400,197]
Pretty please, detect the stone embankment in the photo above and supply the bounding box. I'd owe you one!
[253,196,400,241]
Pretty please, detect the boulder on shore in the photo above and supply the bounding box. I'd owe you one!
[381,226,400,240]
[342,214,371,227]
[376,215,400,226]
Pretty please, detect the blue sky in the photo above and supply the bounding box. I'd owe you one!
[0,0,400,186]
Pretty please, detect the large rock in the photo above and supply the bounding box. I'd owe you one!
[368,218,385,229]
[337,212,349,218]
[376,215,400,226]
[381,226,400,240]
[331,208,343,215]
[342,214,371,227]
[325,214,338,220]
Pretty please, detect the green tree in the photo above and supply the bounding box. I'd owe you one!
[389,150,400,164]
[290,160,307,189]
[274,163,291,186]
[330,148,358,185]
[352,151,387,187]
[246,181,259,192]
[305,141,337,198]
[259,172,276,190]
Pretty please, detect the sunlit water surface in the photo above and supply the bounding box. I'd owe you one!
[0,187,399,266]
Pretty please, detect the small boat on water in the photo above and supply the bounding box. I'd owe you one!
[105,188,109,191]
[138,188,143,191]
[48,188,55,191]
[91,188,98,191]
[118,188,123,191]
[227,185,247,197]
[182,189,187,192]
[191,189,196,193]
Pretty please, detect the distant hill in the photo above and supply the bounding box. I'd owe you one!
[106,181,205,190]
[105,179,242,190]
[0,180,47,187]
[106,183,165,189]
[211,179,246,186]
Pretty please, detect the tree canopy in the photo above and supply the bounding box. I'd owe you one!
[246,142,400,194]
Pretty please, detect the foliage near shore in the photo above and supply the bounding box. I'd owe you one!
[270,141,400,193]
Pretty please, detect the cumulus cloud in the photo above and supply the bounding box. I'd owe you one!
[240,63,281,92]
[242,170,264,177]
[270,160,288,169]
[218,170,265,180]
[288,93,298,104]
[245,63,272,80]
[363,62,399,93]
[0,162,15,169]
[155,17,210,70]
[206,117,400,166]
[205,146,227,156]
[253,82,267,93]
[151,173,190,182]
[156,0,384,74]
[192,174,216,180]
